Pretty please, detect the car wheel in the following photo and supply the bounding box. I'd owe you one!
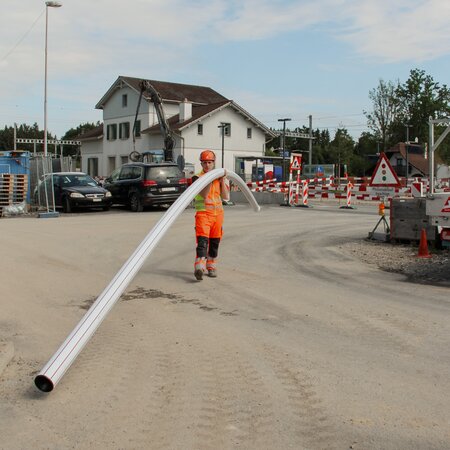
[62,196,72,213]
[130,193,143,212]
[102,205,110,212]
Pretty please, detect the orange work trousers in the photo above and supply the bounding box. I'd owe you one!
[195,211,224,239]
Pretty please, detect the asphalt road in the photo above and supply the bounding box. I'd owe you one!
[0,203,449,449]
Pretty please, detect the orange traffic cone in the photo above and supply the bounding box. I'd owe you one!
[417,228,432,258]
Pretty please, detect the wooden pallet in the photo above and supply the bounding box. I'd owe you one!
[0,174,29,216]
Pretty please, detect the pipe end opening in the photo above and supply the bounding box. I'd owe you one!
[34,375,54,392]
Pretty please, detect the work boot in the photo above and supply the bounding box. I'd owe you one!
[206,258,217,278]
[194,257,206,281]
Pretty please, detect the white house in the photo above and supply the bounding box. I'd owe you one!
[79,76,276,178]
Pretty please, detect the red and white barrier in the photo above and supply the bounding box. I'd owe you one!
[301,180,309,206]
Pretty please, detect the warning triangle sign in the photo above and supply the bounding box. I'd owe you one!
[441,197,450,213]
[290,155,302,170]
[369,152,401,187]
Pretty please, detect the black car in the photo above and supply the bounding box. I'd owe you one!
[35,172,113,213]
[104,162,188,212]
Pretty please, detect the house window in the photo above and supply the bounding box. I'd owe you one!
[133,120,141,138]
[220,122,231,137]
[121,155,128,165]
[108,156,116,174]
[87,158,98,177]
[107,124,117,141]
[198,123,203,135]
[247,127,252,139]
[119,122,130,139]
[122,94,128,107]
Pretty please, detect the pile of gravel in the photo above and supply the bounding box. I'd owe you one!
[340,239,450,286]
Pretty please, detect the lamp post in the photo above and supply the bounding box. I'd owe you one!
[278,118,291,182]
[218,124,227,168]
[405,123,413,185]
[44,1,62,157]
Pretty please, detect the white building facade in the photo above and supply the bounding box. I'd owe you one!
[79,76,276,178]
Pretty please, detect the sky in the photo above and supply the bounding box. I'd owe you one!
[1,0,450,143]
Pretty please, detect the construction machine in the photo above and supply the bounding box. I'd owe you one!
[130,80,176,164]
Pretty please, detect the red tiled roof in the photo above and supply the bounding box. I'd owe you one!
[76,124,103,141]
[97,76,229,109]
[142,101,230,134]
[386,142,430,175]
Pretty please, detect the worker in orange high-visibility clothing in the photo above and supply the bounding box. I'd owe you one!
[192,150,230,280]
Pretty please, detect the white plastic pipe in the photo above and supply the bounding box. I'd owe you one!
[35,169,260,392]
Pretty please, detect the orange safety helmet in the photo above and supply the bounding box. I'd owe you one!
[200,150,216,162]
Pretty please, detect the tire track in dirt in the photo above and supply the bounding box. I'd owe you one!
[116,287,335,448]
[259,343,336,450]
[190,346,275,450]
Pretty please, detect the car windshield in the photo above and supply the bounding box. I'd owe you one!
[60,174,98,187]
[146,166,182,181]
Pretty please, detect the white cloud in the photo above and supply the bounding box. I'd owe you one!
[0,0,449,137]
[337,0,450,62]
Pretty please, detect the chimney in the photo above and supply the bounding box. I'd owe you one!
[179,98,192,122]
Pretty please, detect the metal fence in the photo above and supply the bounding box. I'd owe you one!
[30,156,75,211]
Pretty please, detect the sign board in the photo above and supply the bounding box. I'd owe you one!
[441,228,450,242]
[289,154,302,171]
[411,182,424,198]
[369,153,401,187]
[426,193,450,226]
[369,186,395,199]
[441,196,450,213]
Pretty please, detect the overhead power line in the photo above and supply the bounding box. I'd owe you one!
[1,10,45,63]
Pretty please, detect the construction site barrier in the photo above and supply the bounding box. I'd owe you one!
[240,175,449,207]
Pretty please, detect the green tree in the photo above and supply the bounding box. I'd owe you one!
[390,69,450,144]
[0,123,54,152]
[61,121,101,157]
[0,121,101,156]
[310,129,331,165]
[329,128,354,171]
[364,79,398,151]
[353,132,380,176]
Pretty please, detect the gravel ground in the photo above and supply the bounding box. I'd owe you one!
[340,238,450,287]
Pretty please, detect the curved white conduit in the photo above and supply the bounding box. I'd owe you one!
[35,169,260,392]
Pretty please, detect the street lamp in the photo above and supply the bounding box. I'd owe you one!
[218,123,227,168]
[405,123,413,185]
[278,118,291,183]
[44,1,62,157]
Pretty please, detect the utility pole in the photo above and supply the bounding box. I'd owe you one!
[278,118,291,183]
[405,123,413,185]
[218,124,227,168]
[308,115,313,166]
[44,1,63,157]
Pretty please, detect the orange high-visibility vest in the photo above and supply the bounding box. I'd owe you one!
[194,171,223,214]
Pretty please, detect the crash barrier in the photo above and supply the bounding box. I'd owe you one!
[34,169,260,393]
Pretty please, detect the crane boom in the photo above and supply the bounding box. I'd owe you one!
[134,80,176,162]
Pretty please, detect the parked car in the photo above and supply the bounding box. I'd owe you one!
[104,162,188,212]
[35,172,112,213]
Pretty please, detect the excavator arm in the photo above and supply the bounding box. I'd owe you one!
[138,80,175,162]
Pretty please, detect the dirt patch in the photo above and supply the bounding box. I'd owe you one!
[340,239,450,286]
